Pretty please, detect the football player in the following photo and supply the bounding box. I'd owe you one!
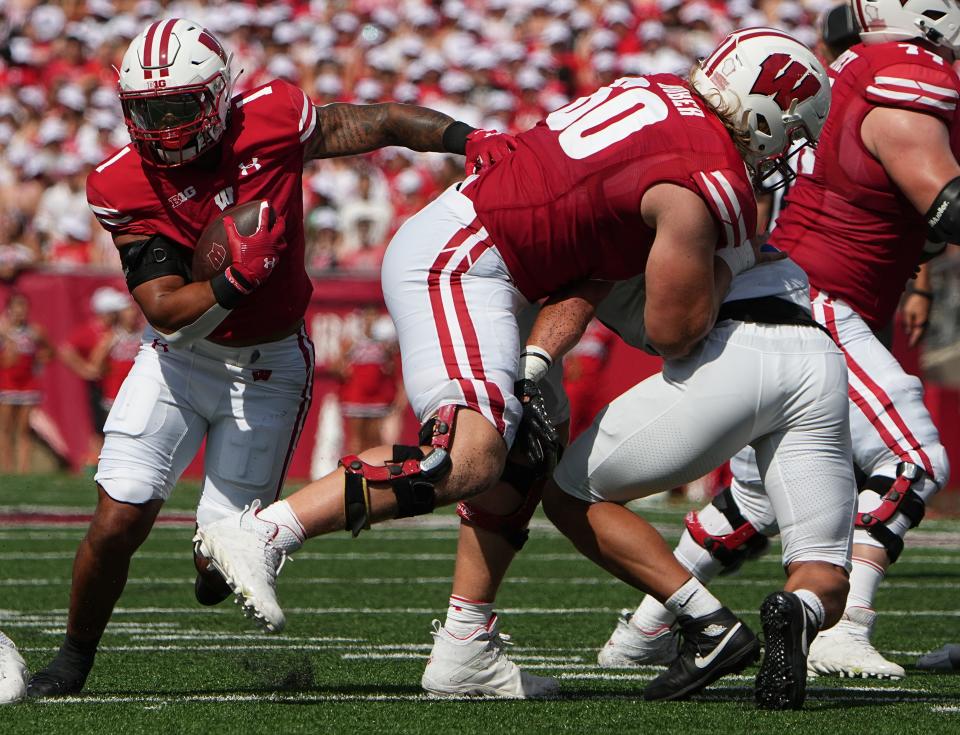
[196,28,841,707]
[27,18,510,698]
[598,0,957,683]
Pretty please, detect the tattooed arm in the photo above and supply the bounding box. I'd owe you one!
[305,103,472,160]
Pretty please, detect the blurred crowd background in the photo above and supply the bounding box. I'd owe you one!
[1,0,958,482]
[0,0,839,279]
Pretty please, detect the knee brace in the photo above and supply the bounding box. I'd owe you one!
[342,405,457,537]
[685,486,769,575]
[856,462,927,563]
[456,460,546,551]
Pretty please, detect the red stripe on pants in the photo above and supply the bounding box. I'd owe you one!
[820,297,934,477]
[275,327,315,499]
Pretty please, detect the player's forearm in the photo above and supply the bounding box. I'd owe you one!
[645,266,729,361]
[527,281,613,364]
[313,103,466,157]
[132,278,219,334]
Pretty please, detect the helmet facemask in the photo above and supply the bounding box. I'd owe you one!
[749,106,819,193]
[120,74,228,167]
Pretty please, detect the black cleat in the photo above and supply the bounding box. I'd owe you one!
[194,570,232,606]
[917,643,960,672]
[755,591,817,710]
[27,635,97,698]
[27,664,89,698]
[194,533,232,606]
[644,607,761,701]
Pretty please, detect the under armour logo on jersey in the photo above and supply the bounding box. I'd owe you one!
[151,338,169,353]
[263,256,278,270]
[252,369,272,382]
[214,186,235,211]
[239,158,262,177]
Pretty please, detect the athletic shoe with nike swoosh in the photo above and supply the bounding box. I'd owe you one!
[643,607,761,701]
[755,591,818,710]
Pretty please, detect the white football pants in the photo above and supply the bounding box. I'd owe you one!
[730,290,949,551]
[382,182,568,446]
[96,325,315,526]
[554,320,856,569]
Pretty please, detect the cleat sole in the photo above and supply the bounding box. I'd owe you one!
[755,592,807,710]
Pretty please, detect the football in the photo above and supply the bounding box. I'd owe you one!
[190,199,276,281]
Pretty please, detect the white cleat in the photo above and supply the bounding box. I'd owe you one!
[195,500,289,633]
[597,610,678,668]
[421,616,559,699]
[807,607,905,680]
[0,634,28,704]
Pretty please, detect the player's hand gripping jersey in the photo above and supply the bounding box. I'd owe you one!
[462,75,758,301]
[771,41,960,329]
[86,79,316,342]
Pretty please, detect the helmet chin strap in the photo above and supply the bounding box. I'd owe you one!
[156,141,200,165]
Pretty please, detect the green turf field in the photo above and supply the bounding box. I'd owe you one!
[1,474,959,734]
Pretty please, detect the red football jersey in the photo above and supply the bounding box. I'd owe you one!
[771,42,960,330]
[463,75,757,301]
[86,79,318,342]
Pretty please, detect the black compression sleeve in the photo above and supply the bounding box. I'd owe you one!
[120,235,192,291]
[210,272,246,309]
[925,176,960,243]
[442,121,475,155]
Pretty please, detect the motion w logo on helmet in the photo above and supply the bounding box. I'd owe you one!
[750,53,823,109]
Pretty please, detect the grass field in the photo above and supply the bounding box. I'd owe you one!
[1,474,959,734]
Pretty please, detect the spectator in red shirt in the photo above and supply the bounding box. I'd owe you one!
[58,287,131,471]
[334,308,400,454]
[0,292,51,473]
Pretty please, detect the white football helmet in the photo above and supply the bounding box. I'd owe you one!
[118,19,233,167]
[853,0,960,53]
[692,27,831,190]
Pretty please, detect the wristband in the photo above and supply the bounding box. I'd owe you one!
[519,345,552,383]
[211,270,247,309]
[715,245,757,277]
[911,288,934,301]
[442,121,475,155]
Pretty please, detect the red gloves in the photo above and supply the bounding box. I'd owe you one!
[223,201,286,295]
[464,129,518,176]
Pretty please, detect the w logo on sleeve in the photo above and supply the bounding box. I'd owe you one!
[750,53,822,109]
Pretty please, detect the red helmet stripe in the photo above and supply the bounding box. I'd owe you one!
[703,28,801,77]
[142,20,163,79]
[158,19,175,77]
[197,29,227,64]
[853,1,870,32]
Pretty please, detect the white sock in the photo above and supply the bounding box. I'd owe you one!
[256,500,306,554]
[847,555,885,610]
[0,631,15,649]
[444,595,495,638]
[632,595,677,633]
[792,588,825,630]
[663,577,723,620]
